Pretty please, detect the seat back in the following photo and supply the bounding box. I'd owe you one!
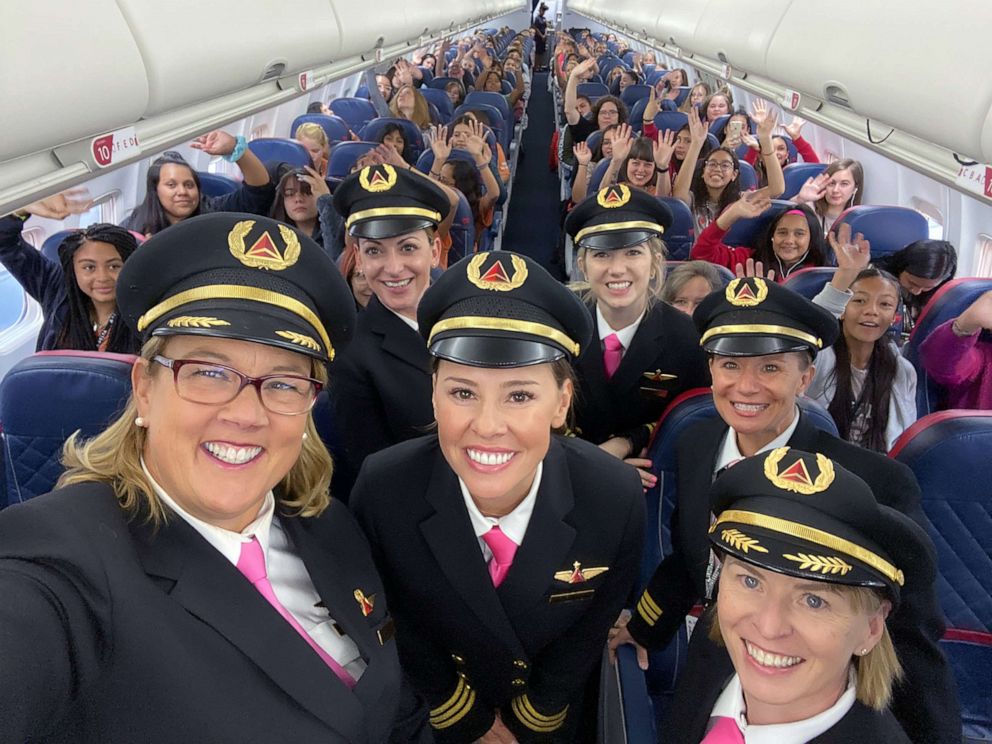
[903,278,992,416]
[246,138,311,168]
[722,199,793,247]
[588,158,612,193]
[290,113,351,143]
[464,91,510,124]
[651,111,688,137]
[585,130,603,157]
[427,76,461,91]
[781,162,827,200]
[620,84,652,109]
[782,267,838,301]
[196,171,239,198]
[660,199,696,260]
[447,191,476,266]
[889,411,992,740]
[329,97,377,131]
[454,103,507,151]
[358,118,425,160]
[707,114,731,139]
[629,99,648,133]
[419,87,454,124]
[737,160,758,190]
[832,205,929,259]
[40,229,77,266]
[0,351,136,508]
[326,141,378,182]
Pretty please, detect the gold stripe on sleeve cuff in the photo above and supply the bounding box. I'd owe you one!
[636,591,662,626]
[510,694,568,732]
[429,678,477,729]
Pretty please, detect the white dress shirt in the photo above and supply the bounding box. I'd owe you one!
[596,304,644,360]
[714,407,802,475]
[708,668,857,743]
[459,462,543,560]
[387,307,419,332]
[142,460,366,679]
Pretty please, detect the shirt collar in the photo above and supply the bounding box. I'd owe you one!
[709,668,857,743]
[387,306,419,331]
[459,461,543,546]
[596,304,643,350]
[141,458,275,566]
[715,406,801,474]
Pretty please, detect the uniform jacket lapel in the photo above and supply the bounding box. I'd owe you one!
[130,514,367,742]
[367,297,430,374]
[418,451,523,651]
[610,308,665,391]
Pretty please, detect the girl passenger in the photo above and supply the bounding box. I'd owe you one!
[874,239,957,337]
[123,130,272,237]
[662,261,723,316]
[793,158,864,234]
[1,192,139,353]
[294,122,330,175]
[268,165,332,248]
[389,84,434,131]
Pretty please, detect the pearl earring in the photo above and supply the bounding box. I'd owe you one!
[135,416,146,428]
[302,432,309,441]
[859,648,869,656]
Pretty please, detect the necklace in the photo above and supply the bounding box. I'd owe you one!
[93,312,117,349]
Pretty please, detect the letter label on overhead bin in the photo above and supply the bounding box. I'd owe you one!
[953,162,992,199]
[783,90,801,111]
[91,127,140,169]
[299,71,315,91]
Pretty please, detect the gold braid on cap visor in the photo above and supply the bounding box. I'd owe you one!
[712,510,904,586]
[700,324,822,349]
[428,316,581,356]
[574,220,665,245]
[345,207,442,229]
[136,285,333,359]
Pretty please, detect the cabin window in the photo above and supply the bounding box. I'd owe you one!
[974,234,992,278]
[79,190,121,227]
[250,124,270,140]
[20,226,44,249]
[910,197,944,240]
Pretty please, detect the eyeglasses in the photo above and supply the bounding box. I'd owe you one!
[703,160,735,171]
[153,356,322,415]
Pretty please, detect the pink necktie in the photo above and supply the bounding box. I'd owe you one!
[701,716,745,743]
[237,537,356,689]
[481,526,518,587]
[603,333,623,379]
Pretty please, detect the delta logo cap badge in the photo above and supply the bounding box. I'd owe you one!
[466,252,528,292]
[725,277,768,307]
[597,183,631,209]
[228,220,301,271]
[359,164,398,193]
[763,447,835,495]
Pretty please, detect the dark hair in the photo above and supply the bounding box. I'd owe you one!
[268,166,315,229]
[592,95,628,129]
[444,80,466,107]
[445,159,485,224]
[306,101,325,114]
[673,123,712,172]
[875,239,957,321]
[690,146,742,219]
[752,205,826,276]
[699,90,734,122]
[130,154,202,236]
[375,122,410,162]
[592,123,619,161]
[827,268,902,452]
[620,137,657,191]
[814,159,864,219]
[55,225,140,353]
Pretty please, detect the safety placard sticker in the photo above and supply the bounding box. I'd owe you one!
[91,127,140,169]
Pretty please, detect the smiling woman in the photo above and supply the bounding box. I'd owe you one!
[351,251,645,743]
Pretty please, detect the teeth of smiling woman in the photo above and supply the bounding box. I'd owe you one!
[733,403,767,413]
[745,640,803,668]
[606,281,631,290]
[205,443,262,465]
[383,279,412,288]
[467,449,514,466]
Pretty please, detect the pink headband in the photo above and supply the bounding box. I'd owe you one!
[784,209,806,216]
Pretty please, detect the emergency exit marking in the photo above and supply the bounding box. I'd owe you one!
[783,90,802,110]
[91,127,140,168]
[299,71,315,91]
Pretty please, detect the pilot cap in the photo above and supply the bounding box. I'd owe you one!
[418,251,592,367]
[692,277,838,357]
[116,213,355,364]
[333,164,451,240]
[564,184,673,250]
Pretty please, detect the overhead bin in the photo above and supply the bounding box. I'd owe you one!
[766,0,992,162]
[690,0,792,79]
[333,0,445,60]
[117,0,339,116]
[653,3,707,49]
[0,1,148,162]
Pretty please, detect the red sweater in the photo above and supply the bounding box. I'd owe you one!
[689,221,816,283]
[744,135,819,167]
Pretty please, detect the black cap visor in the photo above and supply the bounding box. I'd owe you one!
[430,335,565,368]
[349,216,436,240]
[578,229,659,251]
[704,335,812,357]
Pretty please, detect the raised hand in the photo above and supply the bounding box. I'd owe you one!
[374,143,406,168]
[191,129,238,157]
[297,166,329,197]
[653,129,676,168]
[796,172,828,204]
[956,290,992,335]
[427,125,451,162]
[740,132,759,150]
[610,123,634,163]
[784,116,806,141]
[687,106,708,144]
[731,187,773,220]
[829,222,871,272]
[574,140,593,166]
[22,188,93,220]
[734,257,777,282]
[466,119,490,162]
[751,100,778,141]
[572,57,598,79]
[643,84,660,120]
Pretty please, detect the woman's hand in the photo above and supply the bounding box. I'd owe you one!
[22,188,92,220]
[574,140,593,167]
[829,223,871,273]
[784,116,806,141]
[466,120,490,164]
[571,57,598,80]
[374,143,406,169]
[599,436,632,460]
[734,257,777,283]
[625,456,657,490]
[191,130,238,157]
[297,166,329,198]
[751,100,778,142]
[642,85,660,121]
[608,610,650,670]
[795,173,828,205]
[610,123,633,163]
[427,125,452,162]
[955,290,992,335]
[653,129,676,169]
[393,59,414,87]
[730,187,772,220]
[477,714,518,744]
[687,106,707,145]
[740,132,759,151]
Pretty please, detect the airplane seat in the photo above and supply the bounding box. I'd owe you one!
[40,229,78,266]
[707,114,731,140]
[651,111,688,137]
[358,118,426,160]
[628,99,649,134]
[782,267,838,300]
[903,278,992,417]
[310,390,345,466]
[246,138,311,168]
[775,134,800,163]
[781,162,828,200]
[660,199,696,261]
[328,98,377,131]
[453,103,508,153]
[326,141,378,184]
[722,199,794,247]
[636,390,838,733]
[418,67,434,84]
[353,85,370,99]
[587,159,612,193]
[419,88,454,124]
[427,76,461,92]
[642,64,656,78]
[463,92,511,129]
[290,114,351,144]
[889,411,992,742]
[585,130,603,157]
[500,81,512,96]
[645,70,664,86]
[446,191,476,267]
[196,171,239,198]
[672,87,690,108]
[415,147,481,174]
[622,51,636,66]
[0,351,136,509]
[621,84,652,109]
[831,205,929,259]
[737,161,758,190]
[664,261,734,286]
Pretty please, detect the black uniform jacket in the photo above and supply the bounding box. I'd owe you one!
[627,413,961,744]
[665,614,911,744]
[332,295,434,495]
[0,482,404,744]
[573,301,710,454]
[351,435,645,743]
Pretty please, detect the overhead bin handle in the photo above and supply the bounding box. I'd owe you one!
[823,82,851,109]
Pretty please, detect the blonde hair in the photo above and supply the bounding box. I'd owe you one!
[58,336,334,525]
[572,235,668,308]
[389,85,432,130]
[708,584,902,711]
[295,123,330,152]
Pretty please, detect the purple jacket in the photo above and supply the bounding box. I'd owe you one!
[919,319,992,409]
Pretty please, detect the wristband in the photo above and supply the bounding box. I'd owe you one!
[223,135,248,163]
[656,166,669,173]
[10,211,29,221]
